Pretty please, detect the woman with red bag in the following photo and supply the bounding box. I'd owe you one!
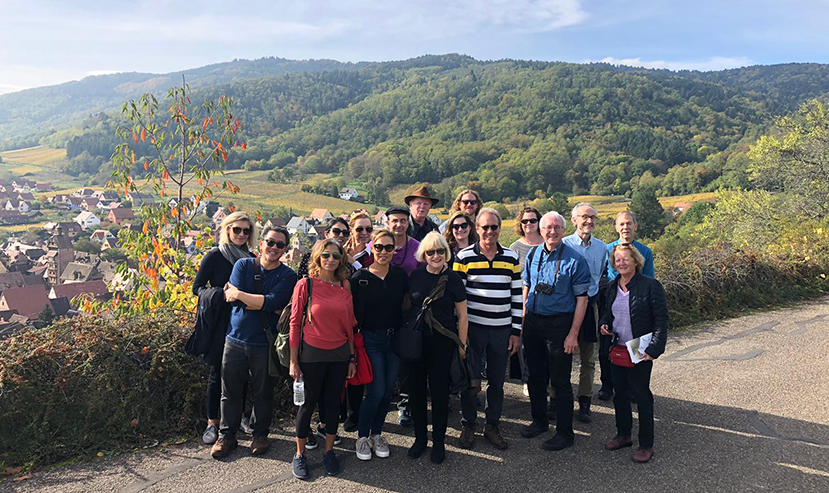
[599,243,668,463]
[351,229,409,461]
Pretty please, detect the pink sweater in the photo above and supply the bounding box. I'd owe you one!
[289,278,356,350]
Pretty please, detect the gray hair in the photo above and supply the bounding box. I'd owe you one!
[571,202,597,219]
[476,207,502,226]
[541,211,566,229]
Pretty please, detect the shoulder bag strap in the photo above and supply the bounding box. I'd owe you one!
[423,272,464,347]
[254,258,272,334]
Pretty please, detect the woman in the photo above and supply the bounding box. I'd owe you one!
[289,239,358,479]
[443,211,478,258]
[192,211,255,445]
[297,217,354,277]
[599,243,668,464]
[439,189,483,233]
[345,212,374,270]
[407,232,468,464]
[509,207,544,271]
[352,229,408,461]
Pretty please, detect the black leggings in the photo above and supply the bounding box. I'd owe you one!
[295,360,349,439]
[207,363,249,420]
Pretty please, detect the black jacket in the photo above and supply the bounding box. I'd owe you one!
[185,287,231,366]
[599,272,669,359]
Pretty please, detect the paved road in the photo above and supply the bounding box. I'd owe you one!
[5,298,829,493]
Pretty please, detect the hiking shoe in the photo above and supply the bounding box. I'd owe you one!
[292,453,309,480]
[604,435,633,451]
[317,424,341,445]
[250,436,270,456]
[305,432,318,450]
[240,415,254,435]
[323,450,340,476]
[521,421,549,439]
[542,433,574,451]
[210,436,238,459]
[202,424,218,444]
[578,396,593,423]
[632,447,654,463]
[398,409,413,427]
[597,387,613,401]
[372,434,390,458]
[458,426,475,449]
[355,436,373,461]
[483,424,508,450]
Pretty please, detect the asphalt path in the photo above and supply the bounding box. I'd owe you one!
[4,298,829,492]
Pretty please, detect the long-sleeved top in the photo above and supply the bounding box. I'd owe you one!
[453,242,523,336]
[562,233,608,297]
[225,259,297,347]
[289,278,356,350]
[606,239,655,280]
[192,247,252,295]
[523,242,592,316]
[350,266,408,333]
[408,217,439,242]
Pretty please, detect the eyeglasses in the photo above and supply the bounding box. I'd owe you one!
[373,243,395,252]
[541,225,566,232]
[479,224,500,231]
[451,222,470,230]
[520,218,539,225]
[263,239,286,249]
[461,199,478,206]
[329,227,349,237]
[577,214,598,221]
[354,226,373,233]
[232,227,252,236]
[425,248,446,257]
[320,251,343,260]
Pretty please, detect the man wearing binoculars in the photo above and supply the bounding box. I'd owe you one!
[520,211,592,452]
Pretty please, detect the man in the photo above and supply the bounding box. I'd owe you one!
[439,189,482,233]
[598,211,655,401]
[211,226,297,458]
[520,212,591,451]
[405,185,440,241]
[453,207,522,450]
[562,203,607,423]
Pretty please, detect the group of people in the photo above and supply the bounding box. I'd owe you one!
[190,185,669,481]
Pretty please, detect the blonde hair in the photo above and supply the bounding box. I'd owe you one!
[219,211,256,249]
[344,211,372,252]
[449,189,483,215]
[443,211,478,251]
[610,243,646,273]
[416,231,452,263]
[308,238,350,281]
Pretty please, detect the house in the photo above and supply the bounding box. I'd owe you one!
[49,194,70,204]
[60,261,101,284]
[0,179,9,192]
[89,229,116,243]
[0,285,51,319]
[339,187,359,201]
[308,208,334,224]
[75,211,101,230]
[211,207,226,225]
[374,211,387,227]
[5,199,30,213]
[49,280,109,301]
[0,210,27,225]
[263,217,286,229]
[73,188,95,198]
[286,216,312,235]
[108,207,135,224]
[127,192,155,208]
[17,192,35,202]
[92,191,118,201]
[42,222,82,239]
[65,197,83,210]
[310,225,326,240]
[101,237,119,252]
[81,198,99,211]
[35,183,51,193]
[0,272,26,293]
[97,201,121,211]
[12,179,36,193]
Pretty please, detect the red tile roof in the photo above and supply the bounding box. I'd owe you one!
[50,280,109,300]
[0,285,50,318]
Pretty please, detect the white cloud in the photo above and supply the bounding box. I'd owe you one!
[587,56,754,72]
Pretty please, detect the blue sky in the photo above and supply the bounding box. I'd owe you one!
[2,0,828,95]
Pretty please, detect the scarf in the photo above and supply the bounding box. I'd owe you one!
[219,242,251,265]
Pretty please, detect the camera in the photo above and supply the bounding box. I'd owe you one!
[534,282,554,295]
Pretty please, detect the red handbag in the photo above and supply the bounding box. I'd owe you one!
[346,333,373,386]
[609,344,635,368]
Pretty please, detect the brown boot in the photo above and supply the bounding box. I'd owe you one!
[250,436,270,456]
[210,436,238,459]
[605,435,633,451]
[632,447,654,463]
[458,426,476,449]
[483,424,508,450]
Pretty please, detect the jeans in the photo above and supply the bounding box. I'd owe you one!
[358,330,400,437]
[219,340,273,439]
[460,326,511,427]
[611,359,655,449]
[207,363,249,420]
[409,329,455,443]
[524,312,575,440]
[296,360,349,439]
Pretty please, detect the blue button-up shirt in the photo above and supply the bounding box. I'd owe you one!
[562,233,607,297]
[606,239,655,280]
[523,242,591,316]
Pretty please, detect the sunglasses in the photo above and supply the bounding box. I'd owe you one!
[425,248,446,257]
[232,227,252,236]
[373,243,395,252]
[329,228,349,237]
[320,251,343,260]
[355,226,373,233]
[263,239,286,249]
[521,218,539,225]
[461,199,478,206]
[451,222,470,230]
[479,224,500,231]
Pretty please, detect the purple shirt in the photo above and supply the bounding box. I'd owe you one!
[611,286,633,344]
[391,237,423,275]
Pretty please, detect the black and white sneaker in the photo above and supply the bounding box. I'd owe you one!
[305,431,318,450]
[317,424,342,445]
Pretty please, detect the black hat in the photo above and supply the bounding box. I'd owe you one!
[385,206,409,217]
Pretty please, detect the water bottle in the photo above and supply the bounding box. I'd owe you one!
[293,376,305,406]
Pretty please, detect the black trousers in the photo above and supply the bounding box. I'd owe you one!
[219,341,272,439]
[611,360,654,449]
[295,360,349,439]
[408,331,455,444]
[598,334,614,392]
[318,382,363,425]
[524,311,575,440]
[207,363,249,421]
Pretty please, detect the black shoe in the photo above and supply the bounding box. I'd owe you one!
[430,442,446,464]
[542,433,574,451]
[343,417,358,433]
[317,424,341,445]
[578,397,593,423]
[408,437,427,458]
[292,453,309,480]
[323,450,340,476]
[305,432,318,450]
[521,421,549,439]
[597,388,613,401]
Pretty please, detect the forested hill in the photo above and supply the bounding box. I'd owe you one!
[7,55,829,201]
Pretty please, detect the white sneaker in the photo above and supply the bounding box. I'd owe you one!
[355,436,373,461]
[372,434,390,458]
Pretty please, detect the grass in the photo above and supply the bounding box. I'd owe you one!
[0,146,66,167]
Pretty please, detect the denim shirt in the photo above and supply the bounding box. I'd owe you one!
[562,233,607,297]
[523,242,591,316]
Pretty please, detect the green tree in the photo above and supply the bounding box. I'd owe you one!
[629,187,668,239]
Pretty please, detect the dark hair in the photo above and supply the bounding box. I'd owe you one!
[514,207,542,236]
[443,211,478,251]
[325,217,349,232]
[261,225,290,244]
